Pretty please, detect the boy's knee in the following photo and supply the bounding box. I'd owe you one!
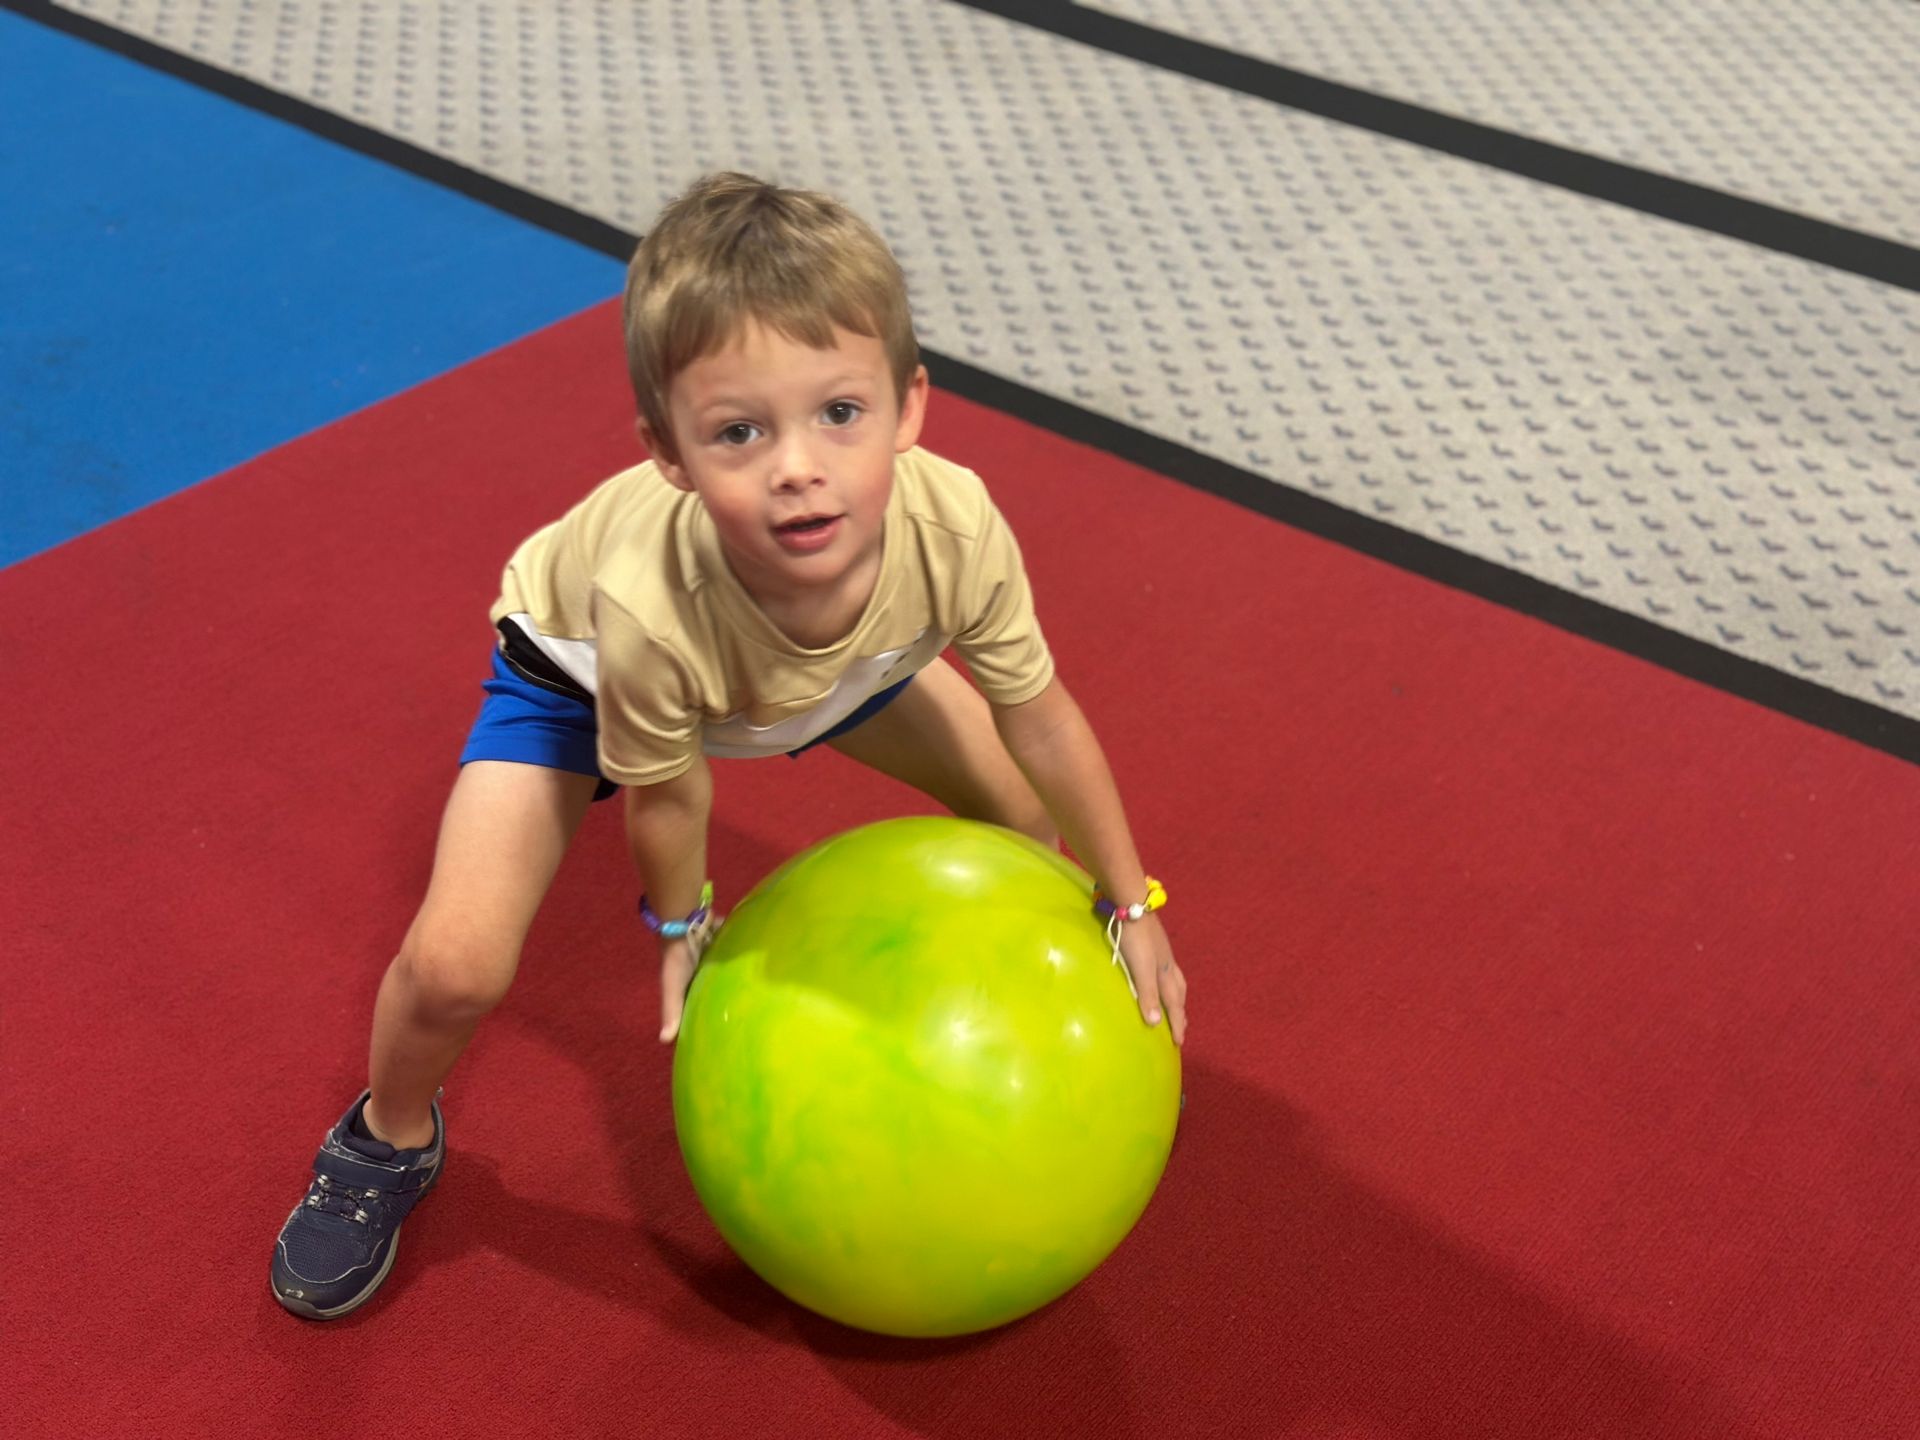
[394,931,517,1021]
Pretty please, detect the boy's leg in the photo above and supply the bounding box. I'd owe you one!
[363,759,601,1146]
[272,758,598,1319]
[826,657,1056,844]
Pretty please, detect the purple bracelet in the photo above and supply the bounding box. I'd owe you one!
[640,881,715,939]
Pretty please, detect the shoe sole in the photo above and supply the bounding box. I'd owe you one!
[272,1170,438,1321]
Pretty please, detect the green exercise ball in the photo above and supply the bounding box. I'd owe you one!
[672,817,1181,1338]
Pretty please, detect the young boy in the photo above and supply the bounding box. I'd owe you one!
[271,173,1188,1320]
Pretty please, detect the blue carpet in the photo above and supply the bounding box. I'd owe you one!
[0,9,623,567]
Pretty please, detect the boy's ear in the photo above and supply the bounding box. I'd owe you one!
[637,419,693,491]
[892,365,931,454]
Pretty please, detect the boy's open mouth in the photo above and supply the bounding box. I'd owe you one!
[772,513,844,552]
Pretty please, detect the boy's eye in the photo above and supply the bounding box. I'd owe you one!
[822,401,862,427]
[717,422,760,446]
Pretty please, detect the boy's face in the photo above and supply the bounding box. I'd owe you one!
[644,323,928,613]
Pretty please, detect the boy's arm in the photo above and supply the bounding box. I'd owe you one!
[623,755,714,1043]
[992,677,1188,1046]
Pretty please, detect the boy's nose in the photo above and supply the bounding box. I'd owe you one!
[770,436,824,490]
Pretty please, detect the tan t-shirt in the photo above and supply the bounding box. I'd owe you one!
[490,446,1054,785]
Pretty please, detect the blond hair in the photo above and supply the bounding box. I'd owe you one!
[623,173,919,460]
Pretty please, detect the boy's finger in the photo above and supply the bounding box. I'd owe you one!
[659,954,690,1043]
[1163,982,1188,1046]
[1149,961,1187,1045]
[1129,958,1164,1028]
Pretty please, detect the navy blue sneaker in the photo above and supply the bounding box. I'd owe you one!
[271,1090,444,1319]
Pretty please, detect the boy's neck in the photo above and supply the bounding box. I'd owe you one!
[738,546,884,650]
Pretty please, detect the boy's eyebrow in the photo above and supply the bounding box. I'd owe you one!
[690,372,884,414]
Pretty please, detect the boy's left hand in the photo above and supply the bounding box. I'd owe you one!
[1117,913,1188,1046]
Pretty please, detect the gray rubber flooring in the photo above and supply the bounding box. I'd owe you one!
[1092,0,1920,246]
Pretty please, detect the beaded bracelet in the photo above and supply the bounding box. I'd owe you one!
[1092,878,1168,993]
[1092,877,1168,924]
[639,881,715,940]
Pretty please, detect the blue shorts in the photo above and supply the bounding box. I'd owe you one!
[459,650,912,802]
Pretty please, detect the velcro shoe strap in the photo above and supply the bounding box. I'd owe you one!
[317,1146,433,1194]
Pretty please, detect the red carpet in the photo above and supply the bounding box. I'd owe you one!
[5,301,1917,1438]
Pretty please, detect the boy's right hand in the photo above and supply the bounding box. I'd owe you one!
[658,938,697,1043]
[657,915,720,1044]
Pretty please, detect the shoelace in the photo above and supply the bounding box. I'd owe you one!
[305,1173,381,1224]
